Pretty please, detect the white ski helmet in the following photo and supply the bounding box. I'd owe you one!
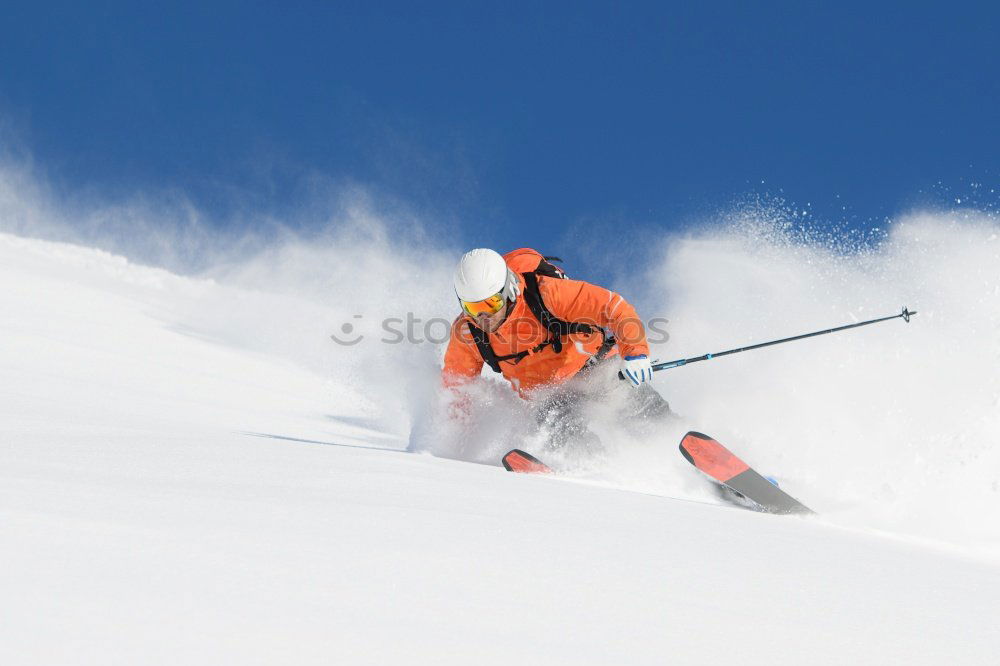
[453,248,520,303]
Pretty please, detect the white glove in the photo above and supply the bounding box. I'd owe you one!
[621,354,653,386]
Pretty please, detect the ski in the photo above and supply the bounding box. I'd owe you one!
[501,449,553,474]
[679,431,814,515]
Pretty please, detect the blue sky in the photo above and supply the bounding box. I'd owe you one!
[2,1,998,271]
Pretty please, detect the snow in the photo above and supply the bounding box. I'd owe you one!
[2,229,999,664]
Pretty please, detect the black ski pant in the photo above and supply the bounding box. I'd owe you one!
[531,380,673,453]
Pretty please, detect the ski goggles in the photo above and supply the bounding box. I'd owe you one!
[460,291,506,317]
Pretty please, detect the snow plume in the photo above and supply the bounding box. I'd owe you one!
[638,207,1000,553]
[192,209,460,436]
[0,154,222,272]
[0,153,459,442]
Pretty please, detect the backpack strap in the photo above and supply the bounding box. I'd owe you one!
[533,257,567,279]
[468,322,502,373]
[467,319,556,374]
[521,272,601,354]
[468,272,613,374]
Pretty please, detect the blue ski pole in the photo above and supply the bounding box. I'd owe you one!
[618,307,916,380]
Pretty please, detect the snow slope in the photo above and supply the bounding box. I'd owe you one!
[2,230,999,664]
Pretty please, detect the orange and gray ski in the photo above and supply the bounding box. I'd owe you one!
[679,431,814,515]
[501,449,553,474]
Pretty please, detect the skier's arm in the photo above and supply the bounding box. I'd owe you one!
[441,317,485,423]
[542,278,651,358]
[441,317,485,387]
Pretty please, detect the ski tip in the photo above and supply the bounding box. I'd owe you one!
[679,431,711,463]
[502,449,553,474]
[678,431,750,483]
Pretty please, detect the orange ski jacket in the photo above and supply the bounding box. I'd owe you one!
[442,258,650,396]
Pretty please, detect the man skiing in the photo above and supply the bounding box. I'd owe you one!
[442,247,671,451]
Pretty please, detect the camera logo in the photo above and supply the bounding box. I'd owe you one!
[330,315,364,346]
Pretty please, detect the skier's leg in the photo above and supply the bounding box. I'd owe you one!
[626,382,674,421]
[533,388,602,455]
[615,382,675,439]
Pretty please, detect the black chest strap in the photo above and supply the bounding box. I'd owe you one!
[468,272,615,374]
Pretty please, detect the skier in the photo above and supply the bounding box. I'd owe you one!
[442,247,672,452]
